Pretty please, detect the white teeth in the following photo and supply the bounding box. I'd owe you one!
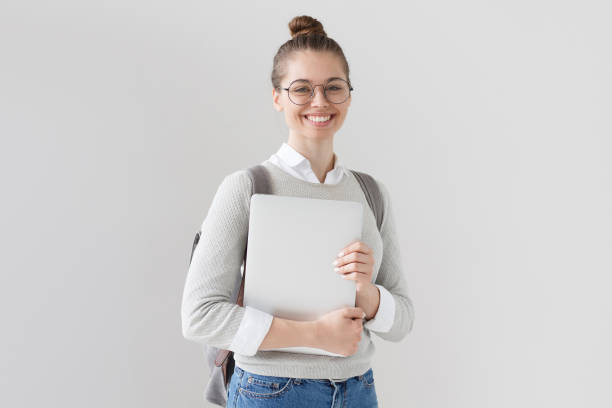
[306,115,331,122]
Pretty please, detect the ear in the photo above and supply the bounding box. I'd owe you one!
[272,88,283,112]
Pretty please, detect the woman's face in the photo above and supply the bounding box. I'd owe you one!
[272,50,351,142]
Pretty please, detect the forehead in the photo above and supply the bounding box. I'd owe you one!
[284,50,346,83]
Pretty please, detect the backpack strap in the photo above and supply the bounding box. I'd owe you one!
[189,229,200,265]
[248,164,272,195]
[349,169,385,231]
[189,165,270,265]
[235,164,270,308]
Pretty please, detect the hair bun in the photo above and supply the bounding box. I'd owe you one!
[288,15,327,39]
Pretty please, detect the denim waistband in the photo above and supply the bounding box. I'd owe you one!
[234,365,365,383]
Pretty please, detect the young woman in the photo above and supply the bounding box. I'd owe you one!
[181,15,415,407]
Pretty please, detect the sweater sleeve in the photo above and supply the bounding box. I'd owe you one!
[181,170,274,355]
[366,179,416,341]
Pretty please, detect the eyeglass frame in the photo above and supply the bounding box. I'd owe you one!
[281,77,354,105]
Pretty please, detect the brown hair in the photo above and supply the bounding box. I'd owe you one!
[271,16,352,91]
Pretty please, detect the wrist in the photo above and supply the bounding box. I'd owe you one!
[305,320,320,348]
[259,317,320,350]
[365,284,381,320]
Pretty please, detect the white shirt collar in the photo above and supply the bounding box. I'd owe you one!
[264,142,347,185]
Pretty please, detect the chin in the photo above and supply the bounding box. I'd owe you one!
[305,130,336,140]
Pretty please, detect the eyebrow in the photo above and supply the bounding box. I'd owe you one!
[293,77,346,82]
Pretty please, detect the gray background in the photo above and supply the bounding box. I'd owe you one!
[1,1,610,407]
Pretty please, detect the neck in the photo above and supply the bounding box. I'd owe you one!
[286,135,335,183]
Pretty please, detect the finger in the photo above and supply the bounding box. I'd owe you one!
[335,262,368,274]
[337,240,359,257]
[333,252,369,267]
[341,271,369,280]
[345,307,366,319]
[339,240,372,256]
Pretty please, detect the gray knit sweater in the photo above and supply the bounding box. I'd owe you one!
[181,161,415,379]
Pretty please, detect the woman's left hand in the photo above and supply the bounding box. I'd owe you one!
[333,240,380,320]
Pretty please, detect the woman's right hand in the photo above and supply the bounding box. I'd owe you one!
[314,307,365,356]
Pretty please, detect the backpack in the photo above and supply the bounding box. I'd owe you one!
[188,163,385,407]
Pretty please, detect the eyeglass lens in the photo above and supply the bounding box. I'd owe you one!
[288,79,350,104]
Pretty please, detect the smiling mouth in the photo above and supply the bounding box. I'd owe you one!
[304,114,335,124]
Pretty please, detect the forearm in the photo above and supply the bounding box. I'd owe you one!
[259,316,319,350]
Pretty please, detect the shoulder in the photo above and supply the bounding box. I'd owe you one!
[346,168,391,202]
[221,168,253,191]
[373,176,391,202]
[199,169,253,231]
[211,168,254,208]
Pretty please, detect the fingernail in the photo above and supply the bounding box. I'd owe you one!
[337,251,344,257]
[332,259,338,266]
[334,267,340,272]
[362,312,366,318]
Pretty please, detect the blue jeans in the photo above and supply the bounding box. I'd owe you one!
[226,364,378,407]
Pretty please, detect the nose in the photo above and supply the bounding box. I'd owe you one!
[311,85,329,106]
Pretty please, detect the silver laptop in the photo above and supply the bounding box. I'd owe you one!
[243,194,364,357]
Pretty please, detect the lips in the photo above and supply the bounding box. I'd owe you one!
[304,114,335,120]
[304,113,335,127]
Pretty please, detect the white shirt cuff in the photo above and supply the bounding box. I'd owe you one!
[364,285,395,333]
[228,306,274,356]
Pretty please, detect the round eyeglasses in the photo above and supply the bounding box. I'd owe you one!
[282,78,354,105]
